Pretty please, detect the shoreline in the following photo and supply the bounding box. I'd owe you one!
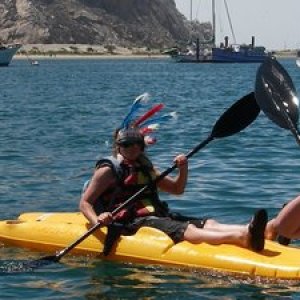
[15,44,298,60]
[15,54,167,60]
[15,53,297,60]
[16,44,167,60]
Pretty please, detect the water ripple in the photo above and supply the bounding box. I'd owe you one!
[1,58,300,298]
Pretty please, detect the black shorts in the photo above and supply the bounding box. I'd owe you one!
[130,215,207,244]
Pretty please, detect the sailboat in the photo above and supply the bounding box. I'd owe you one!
[296,50,300,67]
[0,43,22,66]
[169,0,270,63]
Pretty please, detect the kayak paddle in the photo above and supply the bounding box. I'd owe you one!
[255,56,300,145]
[26,91,259,267]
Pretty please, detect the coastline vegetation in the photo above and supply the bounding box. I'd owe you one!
[16,44,298,59]
[16,44,164,58]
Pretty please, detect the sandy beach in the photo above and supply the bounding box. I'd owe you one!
[15,44,167,60]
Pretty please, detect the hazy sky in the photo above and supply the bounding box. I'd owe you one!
[175,0,299,50]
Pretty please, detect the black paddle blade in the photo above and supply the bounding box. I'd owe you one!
[255,56,299,130]
[211,92,260,138]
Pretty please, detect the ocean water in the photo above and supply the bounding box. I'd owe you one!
[0,57,300,299]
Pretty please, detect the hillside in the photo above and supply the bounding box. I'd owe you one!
[0,0,212,49]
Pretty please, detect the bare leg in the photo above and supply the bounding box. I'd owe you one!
[183,224,248,248]
[183,209,268,251]
[204,219,248,232]
[265,219,277,240]
[269,196,300,239]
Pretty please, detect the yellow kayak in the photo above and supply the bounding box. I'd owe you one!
[1,212,300,280]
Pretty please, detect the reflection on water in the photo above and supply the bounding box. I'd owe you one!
[85,261,300,299]
[1,246,300,299]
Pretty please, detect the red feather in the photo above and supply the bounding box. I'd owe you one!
[134,103,164,126]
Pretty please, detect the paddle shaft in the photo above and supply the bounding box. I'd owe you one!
[54,135,214,260]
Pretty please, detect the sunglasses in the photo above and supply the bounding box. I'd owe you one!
[118,141,144,148]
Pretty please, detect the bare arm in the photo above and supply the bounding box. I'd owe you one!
[157,154,188,195]
[79,166,116,226]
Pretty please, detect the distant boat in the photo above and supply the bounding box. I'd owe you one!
[27,56,39,66]
[0,44,22,66]
[164,39,212,63]
[30,60,39,66]
[211,36,270,63]
[168,0,270,63]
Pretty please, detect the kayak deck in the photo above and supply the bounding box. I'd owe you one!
[0,212,300,280]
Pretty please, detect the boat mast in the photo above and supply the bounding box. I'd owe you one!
[224,0,236,44]
[212,0,216,47]
[190,0,193,21]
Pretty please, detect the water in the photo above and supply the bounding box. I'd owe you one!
[1,57,300,299]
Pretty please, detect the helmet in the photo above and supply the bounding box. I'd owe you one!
[116,128,144,146]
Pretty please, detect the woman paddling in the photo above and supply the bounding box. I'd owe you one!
[79,96,268,255]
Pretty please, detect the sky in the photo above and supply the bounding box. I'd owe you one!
[175,0,300,51]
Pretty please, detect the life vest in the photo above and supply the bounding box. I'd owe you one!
[92,155,168,222]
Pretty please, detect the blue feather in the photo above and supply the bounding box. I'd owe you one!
[139,112,177,127]
[120,93,150,128]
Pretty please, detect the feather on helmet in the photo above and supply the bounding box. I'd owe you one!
[118,93,177,146]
